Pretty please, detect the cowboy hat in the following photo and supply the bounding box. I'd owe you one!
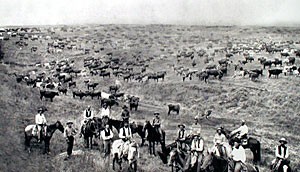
[178,124,185,128]
[66,121,73,125]
[217,127,222,131]
[279,138,287,144]
[122,105,128,109]
[154,112,160,115]
[233,138,241,144]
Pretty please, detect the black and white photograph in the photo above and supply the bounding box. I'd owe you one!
[0,0,299,171]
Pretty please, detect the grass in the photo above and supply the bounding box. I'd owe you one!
[0,25,300,172]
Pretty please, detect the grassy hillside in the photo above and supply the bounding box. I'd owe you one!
[0,25,300,172]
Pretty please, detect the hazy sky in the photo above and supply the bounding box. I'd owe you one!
[0,0,299,26]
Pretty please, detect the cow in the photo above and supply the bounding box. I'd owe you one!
[168,104,180,115]
[109,85,119,94]
[128,96,140,111]
[58,86,67,95]
[101,98,118,108]
[72,90,86,99]
[248,72,260,81]
[40,90,59,102]
[218,59,229,67]
[283,65,297,76]
[272,59,282,67]
[99,71,110,78]
[250,69,263,76]
[206,69,223,79]
[87,91,101,99]
[283,57,296,65]
[87,83,99,90]
[269,69,283,78]
[281,52,290,57]
[245,56,254,63]
[262,60,272,69]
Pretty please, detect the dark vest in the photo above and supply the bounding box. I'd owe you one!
[104,129,111,136]
[178,130,185,138]
[278,145,287,157]
[86,110,91,117]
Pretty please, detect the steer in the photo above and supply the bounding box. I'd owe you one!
[269,69,283,78]
[168,104,180,115]
[40,90,59,102]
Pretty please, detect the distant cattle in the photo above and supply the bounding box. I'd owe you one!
[168,104,180,115]
[58,86,67,95]
[87,83,98,90]
[269,69,283,78]
[281,52,290,57]
[68,81,76,88]
[40,90,59,102]
[283,57,295,65]
[73,90,86,99]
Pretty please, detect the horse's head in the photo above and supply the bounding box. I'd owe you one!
[200,152,215,171]
[168,149,178,165]
[56,121,64,133]
[143,120,150,131]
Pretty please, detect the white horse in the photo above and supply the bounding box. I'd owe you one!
[111,139,133,171]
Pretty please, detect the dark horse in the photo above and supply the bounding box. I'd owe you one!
[201,152,259,172]
[221,127,261,164]
[24,121,64,154]
[143,120,166,155]
[81,119,99,149]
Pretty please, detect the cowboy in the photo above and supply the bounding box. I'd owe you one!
[177,124,186,149]
[128,141,139,172]
[121,105,130,125]
[34,107,47,142]
[81,105,95,128]
[271,138,289,171]
[152,112,161,135]
[119,121,133,141]
[213,127,227,157]
[229,138,246,172]
[189,115,202,137]
[231,120,248,140]
[100,124,114,157]
[190,135,204,170]
[100,103,110,119]
[64,121,77,160]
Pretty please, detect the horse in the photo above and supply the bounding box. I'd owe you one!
[111,139,131,171]
[143,120,165,155]
[221,127,261,164]
[271,159,292,172]
[24,121,64,154]
[168,104,180,115]
[80,119,99,149]
[201,152,259,172]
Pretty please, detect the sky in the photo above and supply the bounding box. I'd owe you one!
[0,0,300,26]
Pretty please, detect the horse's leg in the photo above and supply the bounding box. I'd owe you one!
[153,141,156,156]
[112,155,116,170]
[148,141,152,155]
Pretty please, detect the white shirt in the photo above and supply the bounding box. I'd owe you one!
[35,113,47,125]
[233,125,248,137]
[214,133,226,144]
[231,146,246,163]
[101,128,114,140]
[191,139,204,152]
[119,127,132,139]
[100,107,110,118]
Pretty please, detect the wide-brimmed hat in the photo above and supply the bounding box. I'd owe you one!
[233,138,241,144]
[154,112,160,115]
[38,107,43,112]
[178,124,185,128]
[279,138,287,144]
[217,127,222,131]
[122,105,128,109]
[66,121,73,125]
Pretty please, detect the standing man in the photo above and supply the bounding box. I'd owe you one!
[271,138,289,171]
[101,124,114,157]
[190,135,204,171]
[34,107,47,143]
[64,121,77,160]
[229,138,246,172]
[100,103,110,119]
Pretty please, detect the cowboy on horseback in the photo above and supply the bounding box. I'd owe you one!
[121,105,130,125]
[81,105,94,127]
[229,138,246,172]
[271,138,290,172]
[177,124,186,149]
[190,134,204,170]
[100,103,110,125]
[213,127,227,157]
[152,112,162,135]
[189,115,202,137]
[118,121,132,158]
[231,120,249,141]
[33,107,47,143]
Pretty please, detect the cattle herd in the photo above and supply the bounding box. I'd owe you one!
[0,25,300,171]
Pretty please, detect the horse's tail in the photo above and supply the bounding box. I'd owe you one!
[256,141,261,162]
